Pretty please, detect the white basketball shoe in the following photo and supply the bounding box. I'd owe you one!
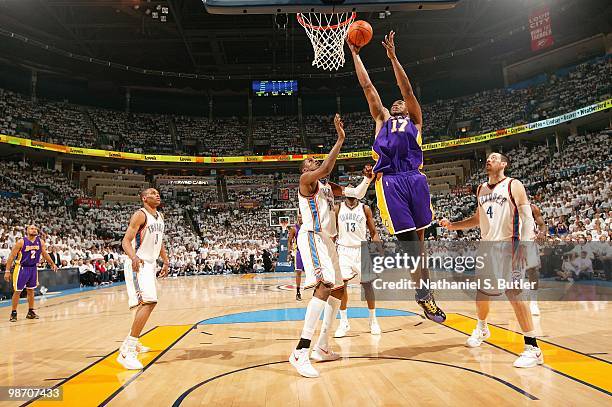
[466,326,491,348]
[311,345,340,362]
[514,345,544,368]
[117,343,143,370]
[334,320,350,338]
[289,348,319,378]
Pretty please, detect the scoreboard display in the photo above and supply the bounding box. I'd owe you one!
[253,80,298,96]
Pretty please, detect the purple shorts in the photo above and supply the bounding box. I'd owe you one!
[295,251,304,271]
[375,171,433,235]
[14,266,38,291]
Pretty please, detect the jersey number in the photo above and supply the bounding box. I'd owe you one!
[30,250,36,259]
[346,223,356,232]
[486,206,493,219]
[391,118,408,133]
[154,234,159,244]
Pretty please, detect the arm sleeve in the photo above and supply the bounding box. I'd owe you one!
[343,177,372,199]
[518,204,535,241]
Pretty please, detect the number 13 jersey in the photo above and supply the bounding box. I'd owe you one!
[477,178,519,242]
[337,201,367,248]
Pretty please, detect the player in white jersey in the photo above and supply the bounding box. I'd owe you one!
[334,193,382,337]
[290,114,374,378]
[117,188,169,370]
[440,153,544,368]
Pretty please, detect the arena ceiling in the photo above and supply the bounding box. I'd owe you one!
[0,0,610,91]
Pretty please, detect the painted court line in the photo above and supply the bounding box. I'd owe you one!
[443,313,612,395]
[25,324,193,406]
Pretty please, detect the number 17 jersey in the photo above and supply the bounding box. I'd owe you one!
[372,115,423,174]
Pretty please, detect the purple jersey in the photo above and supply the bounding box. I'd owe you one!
[294,223,301,252]
[294,223,304,271]
[372,115,423,174]
[19,236,42,267]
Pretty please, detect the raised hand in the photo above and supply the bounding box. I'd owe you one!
[346,38,362,55]
[381,30,397,60]
[362,164,374,180]
[334,113,345,141]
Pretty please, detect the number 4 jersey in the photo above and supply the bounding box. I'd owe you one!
[132,208,165,262]
[477,177,519,242]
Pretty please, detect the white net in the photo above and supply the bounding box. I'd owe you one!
[297,12,356,71]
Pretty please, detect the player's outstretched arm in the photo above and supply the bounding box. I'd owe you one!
[300,113,345,189]
[342,165,374,198]
[122,210,146,273]
[382,31,423,130]
[40,239,58,272]
[440,207,480,231]
[3,239,23,282]
[348,42,386,123]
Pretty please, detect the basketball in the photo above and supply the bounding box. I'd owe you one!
[347,20,373,47]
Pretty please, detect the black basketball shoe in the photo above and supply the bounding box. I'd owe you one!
[416,291,446,323]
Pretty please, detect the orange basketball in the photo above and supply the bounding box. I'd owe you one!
[347,20,373,47]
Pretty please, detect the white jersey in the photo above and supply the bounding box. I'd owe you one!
[337,202,367,247]
[298,180,337,237]
[477,178,519,242]
[132,208,165,262]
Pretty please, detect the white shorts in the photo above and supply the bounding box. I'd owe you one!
[477,242,525,296]
[297,230,342,290]
[525,243,541,270]
[338,245,375,284]
[124,259,158,309]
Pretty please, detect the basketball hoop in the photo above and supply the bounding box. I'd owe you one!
[297,11,356,71]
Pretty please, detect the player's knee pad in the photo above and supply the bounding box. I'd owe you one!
[396,230,419,242]
[395,230,420,259]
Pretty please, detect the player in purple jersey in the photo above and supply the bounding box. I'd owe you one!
[348,31,446,323]
[4,225,58,322]
[287,214,304,301]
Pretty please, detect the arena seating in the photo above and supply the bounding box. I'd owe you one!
[0,56,608,155]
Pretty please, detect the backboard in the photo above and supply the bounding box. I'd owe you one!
[204,0,460,14]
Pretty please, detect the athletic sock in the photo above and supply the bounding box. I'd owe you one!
[369,308,377,322]
[523,330,538,347]
[316,296,341,350]
[296,297,326,350]
[477,319,488,331]
[524,336,538,348]
[296,338,311,350]
[339,309,348,322]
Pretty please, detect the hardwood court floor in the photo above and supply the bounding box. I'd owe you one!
[1,273,610,406]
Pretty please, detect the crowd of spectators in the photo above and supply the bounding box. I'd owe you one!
[252,116,307,155]
[1,56,608,155]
